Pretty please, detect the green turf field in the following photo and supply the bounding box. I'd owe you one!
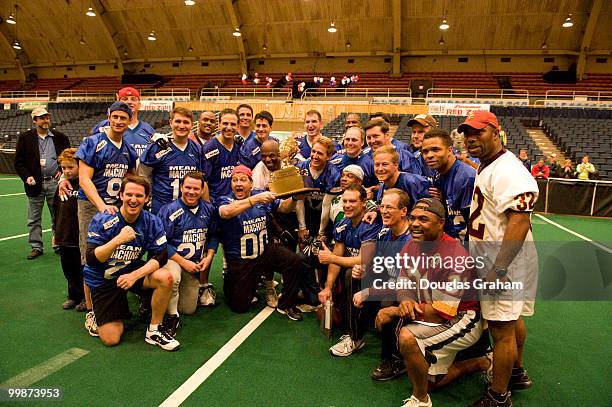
[0,174,610,407]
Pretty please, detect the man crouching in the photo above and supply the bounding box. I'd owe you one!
[83,175,179,351]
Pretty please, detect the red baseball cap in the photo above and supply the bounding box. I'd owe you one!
[457,110,500,133]
[117,87,140,100]
[232,165,253,178]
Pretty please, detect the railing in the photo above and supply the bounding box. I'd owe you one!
[141,88,190,101]
[426,88,529,105]
[0,90,50,101]
[199,88,292,100]
[56,90,115,102]
[543,90,612,108]
[301,87,411,100]
[536,177,612,217]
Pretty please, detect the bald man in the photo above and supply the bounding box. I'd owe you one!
[252,139,281,190]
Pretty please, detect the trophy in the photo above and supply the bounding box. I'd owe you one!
[268,166,319,198]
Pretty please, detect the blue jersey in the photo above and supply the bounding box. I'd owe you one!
[333,217,381,257]
[369,146,421,175]
[377,226,412,278]
[83,210,167,290]
[297,160,341,211]
[391,138,411,153]
[157,199,217,263]
[140,139,204,213]
[76,132,138,204]
[92,120,155,157]
[376,172,430,209]
[330,151,377,186]
[299,136,342,159]
[414,150,436,179]
[202,137,240,201]
[216,190,280,260]
[238,135,279,169]
[433,160,475,240]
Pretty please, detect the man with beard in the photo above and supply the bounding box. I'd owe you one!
[201,108,240,202]
[190,110,217,146]
[216,166,307,320]
[421,129,475,240]
[139,107,207,213]
[239,111,279,169]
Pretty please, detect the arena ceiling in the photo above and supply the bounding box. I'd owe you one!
[0,0,610,72]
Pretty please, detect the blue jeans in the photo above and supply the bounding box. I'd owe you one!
[27,178,57,250]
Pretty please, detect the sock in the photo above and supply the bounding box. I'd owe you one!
[149,324,159,331]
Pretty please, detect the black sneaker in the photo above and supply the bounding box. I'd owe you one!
[277,306,303,321]
[163,314,181,338]
[75,300,88,312]
[509,367,532,390]
[62,299,78,310]
[27,249,43,260]
[371,358,406,381]
[469,387,512,407]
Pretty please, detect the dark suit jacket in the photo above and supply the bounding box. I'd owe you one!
[14,128,70,197]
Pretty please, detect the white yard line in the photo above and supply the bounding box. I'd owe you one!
[534,213,612,254]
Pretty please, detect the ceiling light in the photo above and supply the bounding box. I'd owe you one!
[541,42,548,49]
[86,7,96,17]
[439,37,445,46]
[147,31,157,41]
[562,14,573,28]
[345,41,351,48]
[232,27,241,37]
[328,22,337,33]
[262,44,268,51]
[439,19,449,30]
[188,45,193,52]
[185,0,196,5]
[6,13,16,24]
[12,41,21,50]
[79,36,86,45]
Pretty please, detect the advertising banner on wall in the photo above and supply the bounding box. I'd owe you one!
[140,100,174,112]
[428,103,490,116]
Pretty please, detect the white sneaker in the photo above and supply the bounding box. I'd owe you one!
[145,327,180,351]
[296,303,320,313]
[265,281,278,308]
[198,284,216,307]
[84,311,98,337]
[401,395,432,407]
[329,334,365,357]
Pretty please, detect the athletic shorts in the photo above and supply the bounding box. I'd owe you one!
[399,310,483,377]
[480,299,534,321]
[91,278,146,326]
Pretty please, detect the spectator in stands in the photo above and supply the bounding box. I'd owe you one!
[531,158,550,179]
[252,139,281,190]
[14,106,70,259]
[344,113,362,131]
[365,119,420,175]
[317,185,382,357]
[576,155,596,180]
[561,159,574,179]
[238,111,278,169]
[407,114,438,178]
[518,149,531,172]
[330,126,377,186]
[370,112,410,153]
[201,108,240,202]
[91,87,155,157]
[236,104,255,145]
[191,110,217,146]
[547,153,560,178]
[216,165,307,320]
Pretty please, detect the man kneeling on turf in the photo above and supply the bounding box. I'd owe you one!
[376,198,487,407]
[83,175,179,351]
